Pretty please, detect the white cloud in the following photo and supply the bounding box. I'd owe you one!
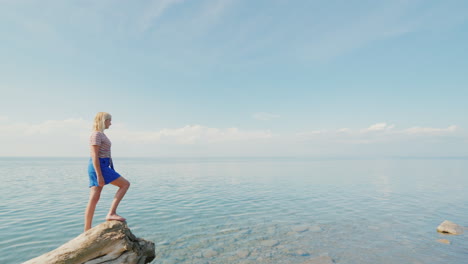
[404,125,458,135]
[0,119,273,145]
[362,123,395,133]
[111,125,273,145]
[337,128,351,133]
[297,123,459,143]
[0,119,274,156]
[296,130,326,137]
[24,119,90,136]
[0,118,91,156]
[292,123,466,157]
[0,118,89,136]
[252,112,280,121]
[0,119,465,157]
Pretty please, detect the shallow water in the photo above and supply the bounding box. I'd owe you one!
[1,157,467,263]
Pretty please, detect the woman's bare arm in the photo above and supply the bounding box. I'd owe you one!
[91,145,105,187]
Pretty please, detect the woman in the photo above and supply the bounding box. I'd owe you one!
[84,112,130,231]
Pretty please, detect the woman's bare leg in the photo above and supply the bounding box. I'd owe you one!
[84,186,103,231]
[106,177,130,221]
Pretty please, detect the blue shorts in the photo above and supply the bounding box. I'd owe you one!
[88,158,121,187]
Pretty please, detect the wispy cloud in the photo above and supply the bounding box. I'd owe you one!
[0,118,465,157]
[111,124,273,145]
[252,112,280,121]
[0,118,90,156]
[296,130,325,136]
[0,118,274,156]
[0,118,89,136]
[297,123,459,142]
[292,123,466,157]
[139,0,235,35]
[0,119,273,144]
[139,0,186,33]
[404,125,458,135]
[361,123,395,133]
[4,0,466,71]
[291,1,468,62]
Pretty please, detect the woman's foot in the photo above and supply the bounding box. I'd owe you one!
[106,214,126,222]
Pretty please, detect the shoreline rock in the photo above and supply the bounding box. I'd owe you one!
[23,221,155,264]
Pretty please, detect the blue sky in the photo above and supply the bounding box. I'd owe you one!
[1,0,467,157]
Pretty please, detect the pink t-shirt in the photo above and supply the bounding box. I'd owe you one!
[89,131,112,158]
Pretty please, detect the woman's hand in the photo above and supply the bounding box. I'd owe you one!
[97,175,105,187]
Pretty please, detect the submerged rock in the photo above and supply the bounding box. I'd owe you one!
[237,249,251,258]
[437,239,451,244]
[301,255,335,264]
[260,239,279,247]
[267,226,277,234]
[296,249,311,256]
[23,221,155,264]
[437,220,464,235]
[309,225,322,232]
[202,249,219,258]
[292,225,310,233]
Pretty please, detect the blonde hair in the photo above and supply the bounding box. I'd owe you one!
[93,112,112,132]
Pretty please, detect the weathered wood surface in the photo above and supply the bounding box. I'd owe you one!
[23,221,155,264]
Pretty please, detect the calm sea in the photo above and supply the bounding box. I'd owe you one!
[1,157,467,264]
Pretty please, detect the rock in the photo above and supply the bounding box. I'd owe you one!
[237,249,251,258]
[292,225,309,233]
[437,239,451,244]
[161,260,177,264]
[301,256,335,264]
[437,220,464,235]
[296,249,310,256]
[310,225,322,232]
[23,221,155,264]
[202,249,218,258]
[267,227,276,234]
[260,240,279,247]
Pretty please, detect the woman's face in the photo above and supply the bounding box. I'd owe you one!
[105,118,112,129]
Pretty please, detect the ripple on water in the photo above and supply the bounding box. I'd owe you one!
[1,158,468,263]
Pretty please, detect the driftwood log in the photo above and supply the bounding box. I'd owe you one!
[23,221,155,264]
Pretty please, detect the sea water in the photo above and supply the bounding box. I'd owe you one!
[1,157,467,264]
